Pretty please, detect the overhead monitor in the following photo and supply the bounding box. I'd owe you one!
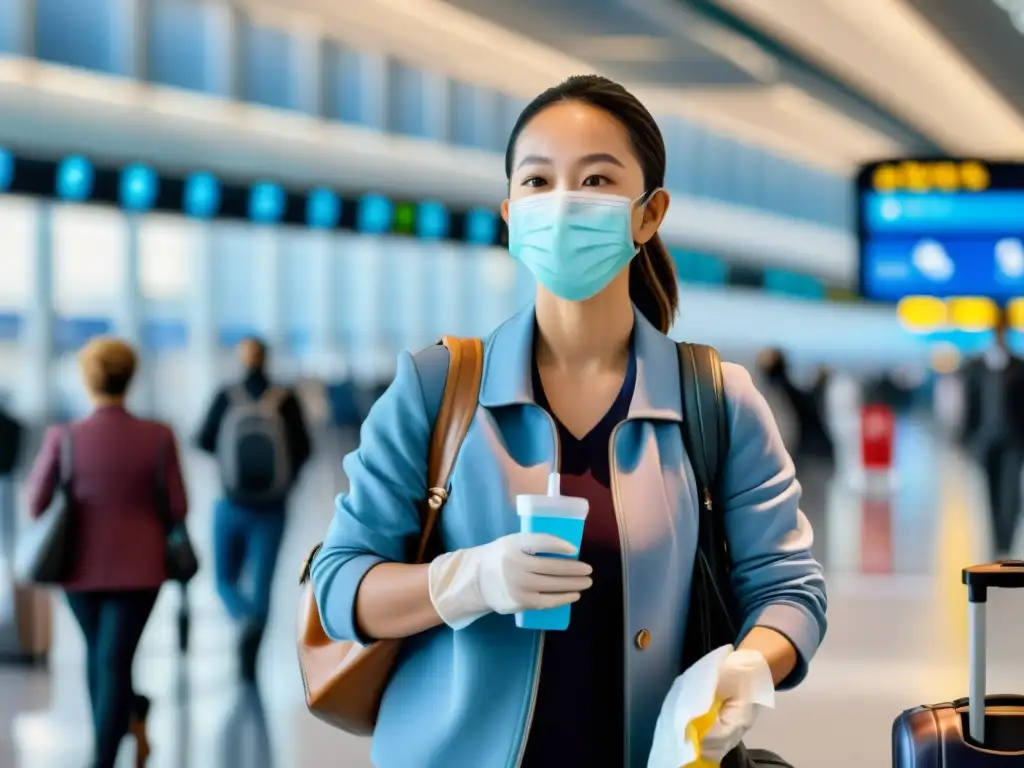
[858,160,1024,302]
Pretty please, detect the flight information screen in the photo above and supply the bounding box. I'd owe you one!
[857,160,1024,302]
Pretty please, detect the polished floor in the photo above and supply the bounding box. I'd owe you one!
[2,415,1022,767]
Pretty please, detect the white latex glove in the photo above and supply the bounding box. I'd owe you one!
[700,649,776,763]
[428,533,593,630]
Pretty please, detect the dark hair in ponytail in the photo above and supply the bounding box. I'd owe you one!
[504,75,679,333]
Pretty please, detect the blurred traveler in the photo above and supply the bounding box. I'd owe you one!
[25,337,188,768]
[0,395,24,478]
[196,337,311,680]
[757,348,834,465]
[960,313,1024,556]
[311,75,825,767]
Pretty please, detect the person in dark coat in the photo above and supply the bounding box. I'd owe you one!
[25,337,188,768]
[960,313,1024,556]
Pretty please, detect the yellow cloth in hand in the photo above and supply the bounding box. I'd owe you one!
[682,699,723,768]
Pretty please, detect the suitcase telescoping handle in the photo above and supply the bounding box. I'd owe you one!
[963,561,1024,743]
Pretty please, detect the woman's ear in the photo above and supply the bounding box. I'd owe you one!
[635,188,670,245]
[500,199,511,225]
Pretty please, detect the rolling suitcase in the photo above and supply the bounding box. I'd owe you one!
[893,561,1024,765]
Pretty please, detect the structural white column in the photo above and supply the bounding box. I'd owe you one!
[205,3,244,98]
[289,25,324,116]
[422,71,453,143]
[308,231,335,354]
[120,215,154,413]
[119,0,148,81]
[357,50,390,130]
[188,224,218,410]
[119,217,144,347]
[11,0,36,56]
[474,87,504,152]
[256,227,285,352]
[25,202,54,421]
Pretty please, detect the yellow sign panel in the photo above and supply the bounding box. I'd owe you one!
[870,161,991,193]
[947,296,998,331]
[897,296,948,333]
[1007,298,1024,329]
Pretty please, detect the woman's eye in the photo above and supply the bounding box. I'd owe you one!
[522,176,547,188]
[582,175,610,187]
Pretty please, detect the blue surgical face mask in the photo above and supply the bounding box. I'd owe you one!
[508,189,653,302]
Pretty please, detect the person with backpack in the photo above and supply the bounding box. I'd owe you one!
[306,76,826,768]
[196,336,311,680]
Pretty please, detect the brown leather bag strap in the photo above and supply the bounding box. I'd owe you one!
[414,336,484,563]
[300,337,484,582]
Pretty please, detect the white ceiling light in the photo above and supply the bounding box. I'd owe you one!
[639,84,905,171]
[714,0,1024,157]
[253,0,898,173]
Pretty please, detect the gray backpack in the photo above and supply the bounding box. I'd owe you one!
[217,385,292,505]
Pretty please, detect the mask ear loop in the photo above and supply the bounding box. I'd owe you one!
[632,187,664,254]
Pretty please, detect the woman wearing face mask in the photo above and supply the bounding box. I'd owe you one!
[311,75,827,768]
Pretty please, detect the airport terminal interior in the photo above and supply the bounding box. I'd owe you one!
[2,0,1024,766]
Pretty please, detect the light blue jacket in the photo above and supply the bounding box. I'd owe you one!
[312,304,827,768]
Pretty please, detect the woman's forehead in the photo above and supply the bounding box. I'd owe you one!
[513,101,634,165]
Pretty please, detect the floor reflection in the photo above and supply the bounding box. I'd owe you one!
[0,418,1020,768]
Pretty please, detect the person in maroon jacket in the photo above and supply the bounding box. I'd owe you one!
[26,337,188,768]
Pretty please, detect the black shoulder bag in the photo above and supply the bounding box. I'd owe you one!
[154,440,199,584]
[677,342,792,768]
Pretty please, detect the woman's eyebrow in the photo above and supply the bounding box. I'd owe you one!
[579,152,625,168]
[516,154,552,169]
[516,152,625,170]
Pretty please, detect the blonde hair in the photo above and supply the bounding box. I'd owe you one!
[78,336,137,397]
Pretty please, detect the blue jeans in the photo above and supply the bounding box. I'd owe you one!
[212,499,286,632]
[66,589,159,768]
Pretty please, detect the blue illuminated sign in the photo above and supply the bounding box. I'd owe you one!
[0,312,20,341]
[56,155,94,202]
[184,172,220,219]
[858,161,1024,301]
[417,200,449,240]
[358,194,393,234]
[465,208,498,245]
[0,149,12,192]
[307,188,340,229]
[119,163,158,212]
[55,316,112,351]
[249,181,285,224]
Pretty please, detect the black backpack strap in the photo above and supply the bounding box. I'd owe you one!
[677,342,729,504]
[677,342,739,657]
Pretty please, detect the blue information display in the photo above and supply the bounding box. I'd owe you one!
[0,148,12,192]
[0,150,506,246]
[858,161,1024,301]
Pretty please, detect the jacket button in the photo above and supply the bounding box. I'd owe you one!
[635,629,651,650]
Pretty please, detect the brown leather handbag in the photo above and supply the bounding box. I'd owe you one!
[297,336,484,734]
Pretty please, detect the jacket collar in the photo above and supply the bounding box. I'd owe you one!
[478,302,684,422]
